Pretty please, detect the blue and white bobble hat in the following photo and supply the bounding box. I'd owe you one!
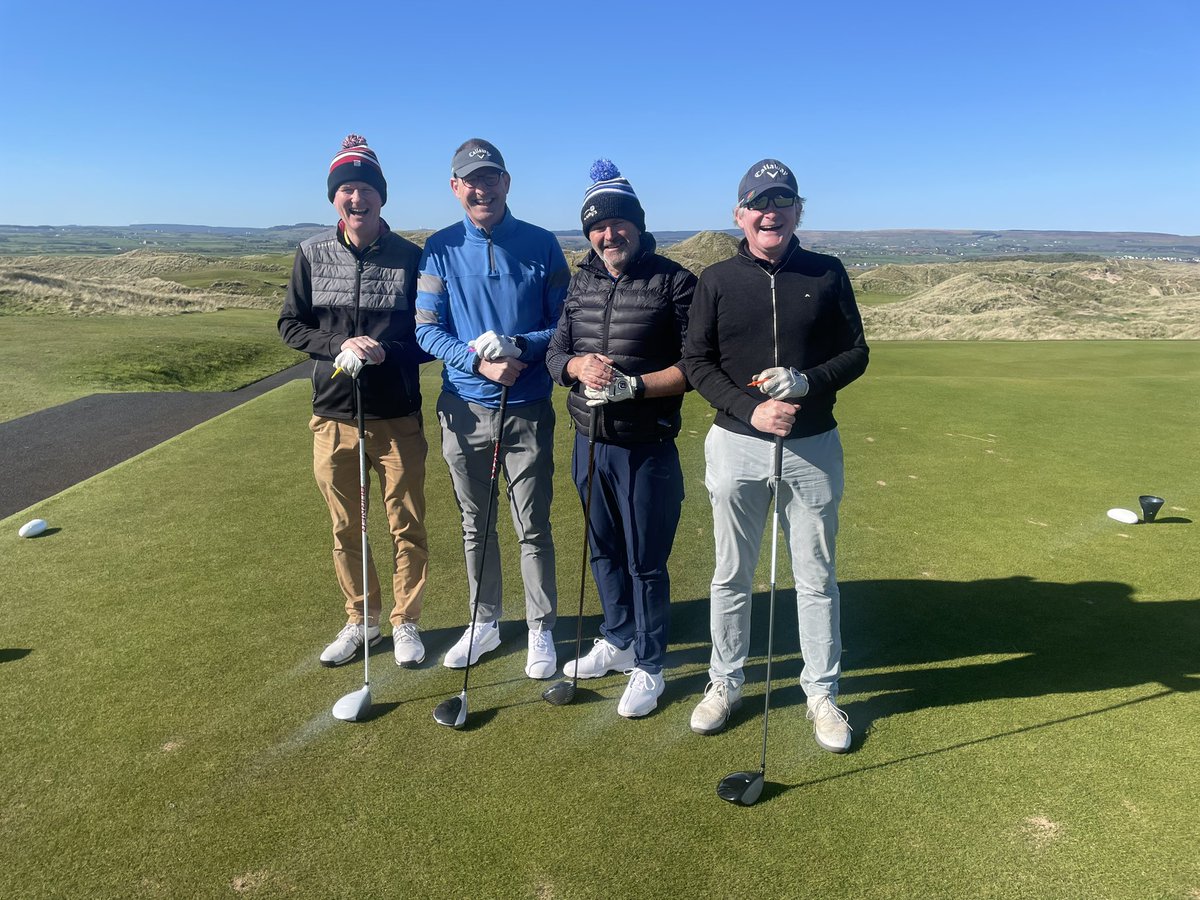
[580,159,646,235]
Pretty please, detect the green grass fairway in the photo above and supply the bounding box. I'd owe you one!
[0,309,303,423]
[2,343,1197,898]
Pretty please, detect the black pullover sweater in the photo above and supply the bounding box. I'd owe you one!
[682,236,868,440]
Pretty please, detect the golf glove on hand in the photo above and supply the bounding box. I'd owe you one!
[754,366,809,400]
[470,330,521,361]
[584,371,641,406]
[334,348,366,378]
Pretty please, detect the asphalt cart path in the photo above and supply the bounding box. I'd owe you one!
[1,363,308,519]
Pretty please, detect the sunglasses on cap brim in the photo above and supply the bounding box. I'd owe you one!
[742,192,799,211]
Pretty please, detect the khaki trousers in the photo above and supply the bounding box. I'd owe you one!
[310,413,428,626]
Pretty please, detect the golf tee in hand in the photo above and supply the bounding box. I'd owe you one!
[752,366,808,400]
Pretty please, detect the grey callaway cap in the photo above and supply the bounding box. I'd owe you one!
[737,158,799,206]
[451,140,507,178]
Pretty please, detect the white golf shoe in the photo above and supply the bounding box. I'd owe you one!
[442,620,501,669]
[618,668,665,718]
[690,680,742,735]
[320,621,382,667]
[525,625,557,679]
[392,623,425,668]
[562,638,636,679]
[807,695,852,753]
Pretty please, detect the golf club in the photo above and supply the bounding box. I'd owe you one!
[333,375,373,722]
[717,435,784,806]
[543,404,600,706]
[433,384,509,728]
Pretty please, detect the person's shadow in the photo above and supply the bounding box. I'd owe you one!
[665,577,1199,735]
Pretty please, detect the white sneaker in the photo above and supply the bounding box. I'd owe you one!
[690,680,742,735]
[618,668,665,718]
[807,695,852,753]
[319,622,382,667]
[562,638,636,679]
[442,620,501,669]
[392,623,425,668]
[525,625,557,679]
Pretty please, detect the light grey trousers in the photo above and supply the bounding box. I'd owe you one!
[704,425,844,700]
[437,391,558,629]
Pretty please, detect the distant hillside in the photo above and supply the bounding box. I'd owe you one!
[4,246,1198,339]
[6,224,1198,266]
[858,258,1200,340]
[660,231,740,275]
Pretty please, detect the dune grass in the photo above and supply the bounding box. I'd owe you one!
[0,309,303,423]
[1,343,1197,898]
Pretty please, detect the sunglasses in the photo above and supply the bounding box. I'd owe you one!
[742,193,798,211]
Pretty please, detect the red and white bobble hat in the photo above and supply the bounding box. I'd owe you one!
[327,134,387,204]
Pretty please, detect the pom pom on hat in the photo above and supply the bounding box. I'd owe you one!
[589,158,621,183]
[581,158,645,235]
[327,133,388,204]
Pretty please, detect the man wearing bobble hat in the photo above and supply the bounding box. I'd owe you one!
[545,160,697,718]
[279,134,432,671]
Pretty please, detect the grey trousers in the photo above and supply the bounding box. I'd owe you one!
[437,391,557,629]
[704,425,844,701]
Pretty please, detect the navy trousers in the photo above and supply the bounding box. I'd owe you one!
[572,431,684,674]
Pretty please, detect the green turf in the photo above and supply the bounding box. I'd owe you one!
[0,308,304,422]
[1,343,1197,898]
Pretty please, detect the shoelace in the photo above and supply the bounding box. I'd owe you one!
[531,629,553,652]
[395,624,419,643]
[624,668,657,691]
[337,623,363,644]
[809,697,852,730]
[704,680,730,705]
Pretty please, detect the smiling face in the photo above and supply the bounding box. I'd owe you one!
[332,181,383,246]
[451,167,510,232]
[735,189,799,262]
[588,218,642,276]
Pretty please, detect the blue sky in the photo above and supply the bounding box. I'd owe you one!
[2,0,1196,234]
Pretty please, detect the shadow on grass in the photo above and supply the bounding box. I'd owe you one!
[1,648,33,663]
[660,576,1199,734]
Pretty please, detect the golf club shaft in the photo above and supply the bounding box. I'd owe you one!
[356,376,370,688]
[460,384,509,697]
[758,435,784,773]
[572,405,600,691]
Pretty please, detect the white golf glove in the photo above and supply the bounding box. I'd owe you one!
[753,366,809,400]
[469,330,521,361]
[584,371,641,407]
[334,348,367,378]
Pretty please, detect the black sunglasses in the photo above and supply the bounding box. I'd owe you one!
[742,193,799,211]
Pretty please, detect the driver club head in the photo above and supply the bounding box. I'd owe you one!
[717,770,765,806]
[433,691,468,729]
[541,679,577,706]
[331,685,372,722]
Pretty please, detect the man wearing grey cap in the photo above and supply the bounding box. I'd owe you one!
[416,138,569,680]
[682,159,869,752]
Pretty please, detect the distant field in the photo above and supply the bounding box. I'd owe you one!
[0,309,302,422]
